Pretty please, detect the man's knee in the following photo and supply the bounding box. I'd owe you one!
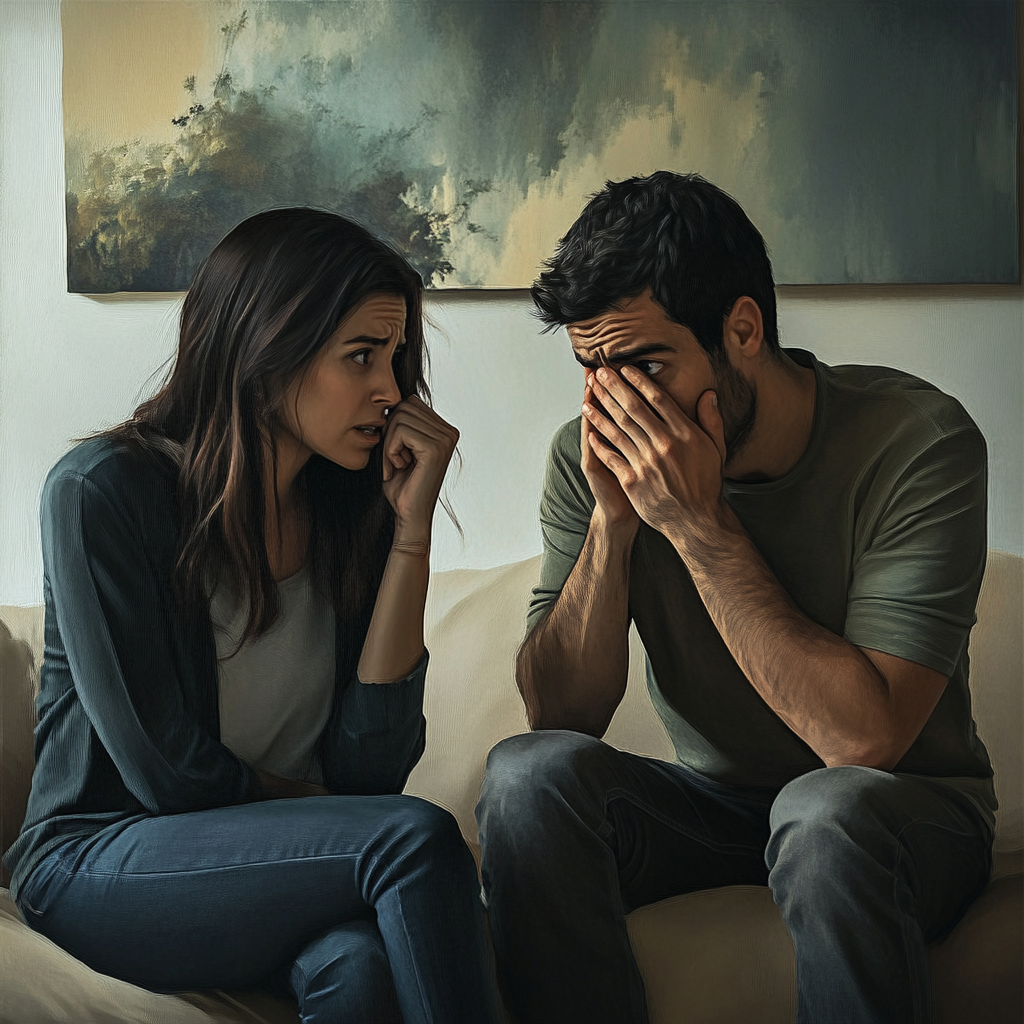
[476,730,611,837]
[767,766,900,882]
[771,766,896,833]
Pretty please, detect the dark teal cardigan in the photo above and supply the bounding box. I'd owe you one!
[4,438,427,900]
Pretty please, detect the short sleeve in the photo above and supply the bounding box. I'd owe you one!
[844,425,987,676]
[527,417,596,633]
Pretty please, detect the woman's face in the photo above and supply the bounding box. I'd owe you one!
[277,293,407,471]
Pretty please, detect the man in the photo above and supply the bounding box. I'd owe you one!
[475,171,995,1024]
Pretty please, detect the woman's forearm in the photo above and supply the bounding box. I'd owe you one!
[356,542,430,683]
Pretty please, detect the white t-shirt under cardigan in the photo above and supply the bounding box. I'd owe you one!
[210,567,335,783]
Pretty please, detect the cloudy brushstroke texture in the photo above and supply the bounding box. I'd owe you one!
[64,0,1017,291]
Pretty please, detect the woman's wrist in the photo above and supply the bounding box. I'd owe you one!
[391,539,430,557]
[359,647,426,684]
[391,517,433,555]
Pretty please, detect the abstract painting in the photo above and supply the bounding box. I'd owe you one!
[62,0,1018,292]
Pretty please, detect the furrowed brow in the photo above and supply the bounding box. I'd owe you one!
[344,335,392,346]
[573,351,603,369]
[574,344,672,368]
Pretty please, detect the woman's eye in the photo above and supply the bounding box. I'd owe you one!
[352,350,371,366]
[634,360,664,377]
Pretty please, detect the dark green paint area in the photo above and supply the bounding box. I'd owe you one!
[67,80,459,291]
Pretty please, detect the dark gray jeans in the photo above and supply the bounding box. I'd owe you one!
[475,730,992,1024]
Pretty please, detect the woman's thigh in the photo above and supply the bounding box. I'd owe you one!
[19,794,450,992]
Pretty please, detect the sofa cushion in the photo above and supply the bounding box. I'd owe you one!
[968,550,1023,851]
[0,619,35,889]
[628,885,797,1024]
[3,551,1021,852]
[627,869,1023,1024]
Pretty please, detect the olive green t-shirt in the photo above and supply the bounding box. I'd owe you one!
[528,349,995,799]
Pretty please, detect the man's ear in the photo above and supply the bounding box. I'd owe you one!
[722,296,763,364]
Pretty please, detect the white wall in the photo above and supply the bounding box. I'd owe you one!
[2,1,1021,606]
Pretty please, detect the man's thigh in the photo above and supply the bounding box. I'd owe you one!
[603,749,775,911]
[480,730,775,912]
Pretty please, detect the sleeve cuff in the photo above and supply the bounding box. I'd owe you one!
[844,600,971,677]
[346,649,428,733]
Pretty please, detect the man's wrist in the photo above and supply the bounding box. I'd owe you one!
[666,501,741,564]
[590,508,640,551]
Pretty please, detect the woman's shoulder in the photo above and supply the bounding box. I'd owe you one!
[43,435,179,519]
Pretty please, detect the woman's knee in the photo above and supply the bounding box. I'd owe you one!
[292,920,402,1024]
[381,796,471,867]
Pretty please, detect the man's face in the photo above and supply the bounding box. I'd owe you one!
[567,290,757,465]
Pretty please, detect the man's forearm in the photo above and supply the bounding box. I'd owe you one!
[669,507,908,768]
[581,362,946,769]
[517,517,635,735]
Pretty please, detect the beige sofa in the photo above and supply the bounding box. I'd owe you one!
[1,552,1021,1024]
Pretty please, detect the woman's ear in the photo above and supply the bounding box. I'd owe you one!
[722,296,764,365]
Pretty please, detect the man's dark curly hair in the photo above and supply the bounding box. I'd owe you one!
[531,171,779,357]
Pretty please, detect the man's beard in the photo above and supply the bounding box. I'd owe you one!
[711,354,757,468]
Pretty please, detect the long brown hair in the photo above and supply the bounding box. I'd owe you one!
[107,208,427,665]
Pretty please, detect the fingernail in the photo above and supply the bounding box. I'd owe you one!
[596,368,608,382]
[582,402,591,414]
[711,392,718,408]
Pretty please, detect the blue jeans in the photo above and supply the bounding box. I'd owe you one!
[19,795,501,1024]
[476,731,993,1024]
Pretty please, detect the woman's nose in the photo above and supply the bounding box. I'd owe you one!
[375,364,402,407]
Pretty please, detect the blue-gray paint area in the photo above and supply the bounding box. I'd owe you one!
[64,0,1018,291]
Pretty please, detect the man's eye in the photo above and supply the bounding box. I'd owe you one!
[634,360,664,376]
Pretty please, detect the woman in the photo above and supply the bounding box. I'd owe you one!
[3,209,500,1023]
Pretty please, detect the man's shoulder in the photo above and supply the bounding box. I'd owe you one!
[824,361,979,440]
[549,415,584,462]
[818,360,983,472]
[540,415,594,520]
